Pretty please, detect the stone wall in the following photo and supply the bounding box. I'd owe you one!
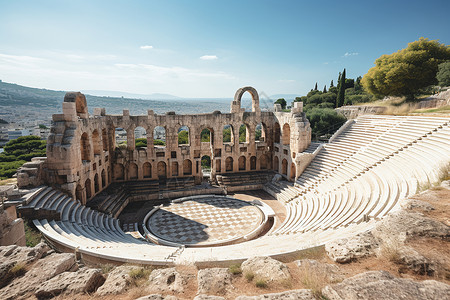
[25,87,311,204]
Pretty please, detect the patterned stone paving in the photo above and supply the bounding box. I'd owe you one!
[147,197,263,245]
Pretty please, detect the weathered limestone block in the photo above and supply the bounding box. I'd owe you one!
[96,265,133,296]
[35,268,105,299]
[295,259,344,282]
[0,253,77,300]
[371,211,450,243]
[325,231,378,263]
[322,270,450,300]
[197,268,233,295]
[241,256,291,282]
[147,267,185,293]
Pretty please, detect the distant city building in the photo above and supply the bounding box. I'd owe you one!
[8,129,31,141]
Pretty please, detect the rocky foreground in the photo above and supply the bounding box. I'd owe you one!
[0,182,449,300]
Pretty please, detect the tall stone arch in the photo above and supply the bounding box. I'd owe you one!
[231,86,260,113]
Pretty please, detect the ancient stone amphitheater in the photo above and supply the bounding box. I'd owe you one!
[15,87,450,266]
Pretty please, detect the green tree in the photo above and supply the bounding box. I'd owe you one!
[323,85,327,93]
[436,61,450,87]
[178,130,189,145]
[0,136,46,179]
[305,108,346,140]
[362,38,450,99]
[314,82,318,91]
[274,98,287,109]
[223,127,231,143]
[200,129,211,142]
[337,68,346,107]
[330,80,334,88]
[135,138,147,148]
[239,125,247,143]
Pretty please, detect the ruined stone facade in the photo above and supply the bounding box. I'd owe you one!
[23,87,311,204]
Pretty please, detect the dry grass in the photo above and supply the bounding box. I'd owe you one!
[296,245,327,261]
[229,264,242,275]
[379,238,403,264]
[0,178,17,186]
[100,264,115,274]
[128,266,152,287]
[297,264,330,299]
[244,271,255,282]
[254,279,268,288]
[9,263,26,278]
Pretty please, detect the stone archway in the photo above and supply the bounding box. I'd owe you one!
[232,86,260,113]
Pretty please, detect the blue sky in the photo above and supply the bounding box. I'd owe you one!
[0,0,449,98]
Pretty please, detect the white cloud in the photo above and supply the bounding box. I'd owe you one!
[343,52,359,57]
[200,55,218,60]
[140,45,154,50]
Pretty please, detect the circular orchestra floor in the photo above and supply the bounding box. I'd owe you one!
[145,196,265,247]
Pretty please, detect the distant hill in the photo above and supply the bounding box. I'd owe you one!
[0,80,231,115]
[82,90,181,100]
[269,94,299,101]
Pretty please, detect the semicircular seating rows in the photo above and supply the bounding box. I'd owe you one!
[22,115,450,264]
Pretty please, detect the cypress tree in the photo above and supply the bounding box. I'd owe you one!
[314,82,318,91]
[337,68,346,107]
[323,85,327,93]
[330,80,334,88]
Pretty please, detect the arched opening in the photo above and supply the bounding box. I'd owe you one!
[274,123,281,144]
[85,178,92,199]
[157,161,167,179]
[273,156,279,172]
[290,162,296,180]
[178,126,189,146]
[255,123,265,142]
[239,124,248,143]
[233,87,260,112]
[92,130,101,155]
[238,156,246,171]
[143,162,152,178]
[114,163,124,180]
[153,126,166,147]
[225,157,233,172]
[201,155,211,176]
[129,163,138,180]
[101,169,106,188]
[183,159,192,175]
[102,128,108,151]
[250,156,256,170]
[135,126,147,149]
[282,159,288,175]
[75,184,83,202]
[260,154,268,170]
[201,128,213,144]
[80,132,90,161]
[282,123,290,145]
[172,161,179,176]
[94,173,99,193]
[115,128,127,149]
[223,124,234,144]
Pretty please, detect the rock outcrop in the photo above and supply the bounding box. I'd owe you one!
[241,256,291,282]
[0,252,77,300]
[35,268,105,299]
[197,268,233,295]
[322,270,450,300]
[96,265,133,296]
[325,231,378,263]
[147,267,185,293]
